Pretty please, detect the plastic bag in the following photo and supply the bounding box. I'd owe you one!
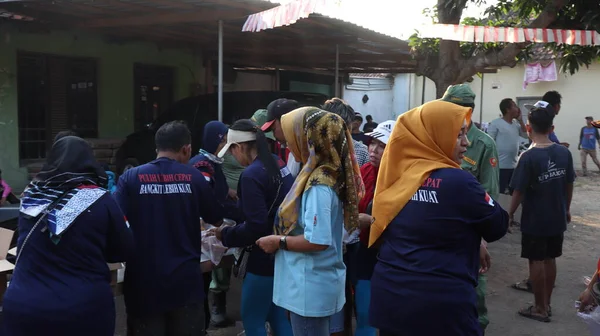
[577,303,600,335]
[201,231,228,265]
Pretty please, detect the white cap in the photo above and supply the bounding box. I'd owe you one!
[217,129,257,158]
[365,120,395,145]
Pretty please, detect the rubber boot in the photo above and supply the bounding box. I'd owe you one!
[210,291,229,328]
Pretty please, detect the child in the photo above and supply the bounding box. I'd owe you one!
[101,164,117,194]
[0,169,19,206]
[509,101,575,323]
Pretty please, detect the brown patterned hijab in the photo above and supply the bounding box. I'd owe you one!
[276,107,365,235]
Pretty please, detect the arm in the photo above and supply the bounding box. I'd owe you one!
[566,151,575,221]
[508,153,528,222]
[579,127,584,149]
[487,122,498,141]
[113,171,130,216]
[220,176,269,247]
[104,194,134,263]
[596,129,600,146]
[516,117,527,138]
[195,176,224,226]
[478,145,500,200]
[256,186,334,253]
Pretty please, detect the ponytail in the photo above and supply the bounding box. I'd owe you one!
[230,119,282,185]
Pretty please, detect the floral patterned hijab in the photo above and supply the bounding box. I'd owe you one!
[276,107,365,235]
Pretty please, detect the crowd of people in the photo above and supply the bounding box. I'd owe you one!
[0,85,594,336]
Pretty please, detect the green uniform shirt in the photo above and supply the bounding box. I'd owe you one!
[461,125,500,200]
[222,153,245,190]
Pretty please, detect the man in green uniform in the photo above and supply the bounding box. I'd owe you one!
[442,84,500,335]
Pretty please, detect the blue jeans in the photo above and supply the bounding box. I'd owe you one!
[241,272,293,336]
[289,312,330,336]
[355,280,376,336]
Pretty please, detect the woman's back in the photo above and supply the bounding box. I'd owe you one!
[4,192,131,335]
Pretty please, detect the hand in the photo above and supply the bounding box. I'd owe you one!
[507,214,514,234]
[228,188,238,201]
[358,213,373,230]
[561,142,570,148]
[479,245,491,274]
[579,145,582,150]
[207,227,224,241]
[256,235,281,254]
[579,288,596,312]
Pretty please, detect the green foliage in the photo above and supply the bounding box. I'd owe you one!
[411,0,600,77]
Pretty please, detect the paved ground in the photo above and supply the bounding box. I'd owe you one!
[115,172,600,336]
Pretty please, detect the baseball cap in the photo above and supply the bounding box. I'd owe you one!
[260,98,299,132]
[250,109,276,141]
[217,129,257,158]
[365,120,395,145]
[441,84,476,105]
[524,100,556,115]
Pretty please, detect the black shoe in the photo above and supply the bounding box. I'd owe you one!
[209,291,229,328]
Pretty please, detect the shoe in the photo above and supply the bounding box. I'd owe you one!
[210,291,229,328]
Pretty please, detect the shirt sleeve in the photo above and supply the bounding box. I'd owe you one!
[478,145,500,200]
[457,174,508,243]
[104,194,134,263]
[113,171,131,216]
[195,176,224,225]
[221,175,269,248]
[509,153,530,192]
[192,160,215,186]
[487,122,498,141]
[302,186,334,246]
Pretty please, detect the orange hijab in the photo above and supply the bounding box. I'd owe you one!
[369,100,472,246]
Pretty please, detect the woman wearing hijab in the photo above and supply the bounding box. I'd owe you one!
[211,119,294,336]
[256,107,364,336]
[3,136,133,336]
[368,101,508,336]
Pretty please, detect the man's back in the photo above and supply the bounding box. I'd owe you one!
[510,144,575,237]
[115,157,222,317]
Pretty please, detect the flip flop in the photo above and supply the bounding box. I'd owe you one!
[511,280,533,293]
[518,306,550,323]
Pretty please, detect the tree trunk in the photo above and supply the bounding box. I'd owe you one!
[434,80,452,99]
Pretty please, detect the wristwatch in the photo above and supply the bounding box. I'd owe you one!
[279,236,288,251]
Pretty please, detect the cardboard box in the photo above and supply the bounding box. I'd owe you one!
[0,228,15,273]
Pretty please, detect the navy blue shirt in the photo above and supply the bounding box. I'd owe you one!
[369,168,508,336]
[3,192,132,335]
[221,155,293,277]
[115,157,223,317]
[510,144,575,236]
[190,153,243,222]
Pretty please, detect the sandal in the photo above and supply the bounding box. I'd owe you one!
[511,279,533,293]
[518,306,550,323]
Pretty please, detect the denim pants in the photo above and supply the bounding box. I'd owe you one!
[241,272,293,336]
[289,312,330,336]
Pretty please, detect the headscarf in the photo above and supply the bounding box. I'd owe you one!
[276,107,365,235]
[202,121,228,156]
[369,100,472,247]
[20,136,109,243]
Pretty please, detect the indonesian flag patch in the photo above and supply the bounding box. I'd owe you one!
[124,216,130,229]
[484,193,494,207]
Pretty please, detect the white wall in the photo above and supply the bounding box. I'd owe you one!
[406,63,600,168]
[343,87,395,124]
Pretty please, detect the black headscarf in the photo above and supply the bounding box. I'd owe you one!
[36,136,107,189]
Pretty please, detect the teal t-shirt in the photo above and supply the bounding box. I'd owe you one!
[273,185,346,317]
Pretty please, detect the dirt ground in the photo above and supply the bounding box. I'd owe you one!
[115,172,600,336]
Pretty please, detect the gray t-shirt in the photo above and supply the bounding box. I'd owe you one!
[487,118,527,169]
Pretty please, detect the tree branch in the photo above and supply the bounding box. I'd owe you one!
[455,0,570,83]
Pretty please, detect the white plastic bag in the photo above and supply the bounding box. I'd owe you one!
[577,304,600,335]
[201,231,228,265]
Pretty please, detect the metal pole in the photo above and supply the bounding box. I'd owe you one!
[218,20,223,122]
[334,44,339,97]
[421,76,426,104]
[479,73,484,123]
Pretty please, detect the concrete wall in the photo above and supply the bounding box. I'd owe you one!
[406,63,600,168]
[0,24,203,189]
[343,87,394,124]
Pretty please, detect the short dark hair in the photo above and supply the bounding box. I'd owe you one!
[322,98,355,125]
[54,130,79,143]
[528,108,555,134]
[366,115,373,120]
[499,98,514,115]
[542,91,562,108]
[155,120,191,152]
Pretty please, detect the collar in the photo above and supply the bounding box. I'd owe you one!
[200,149,224,164]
